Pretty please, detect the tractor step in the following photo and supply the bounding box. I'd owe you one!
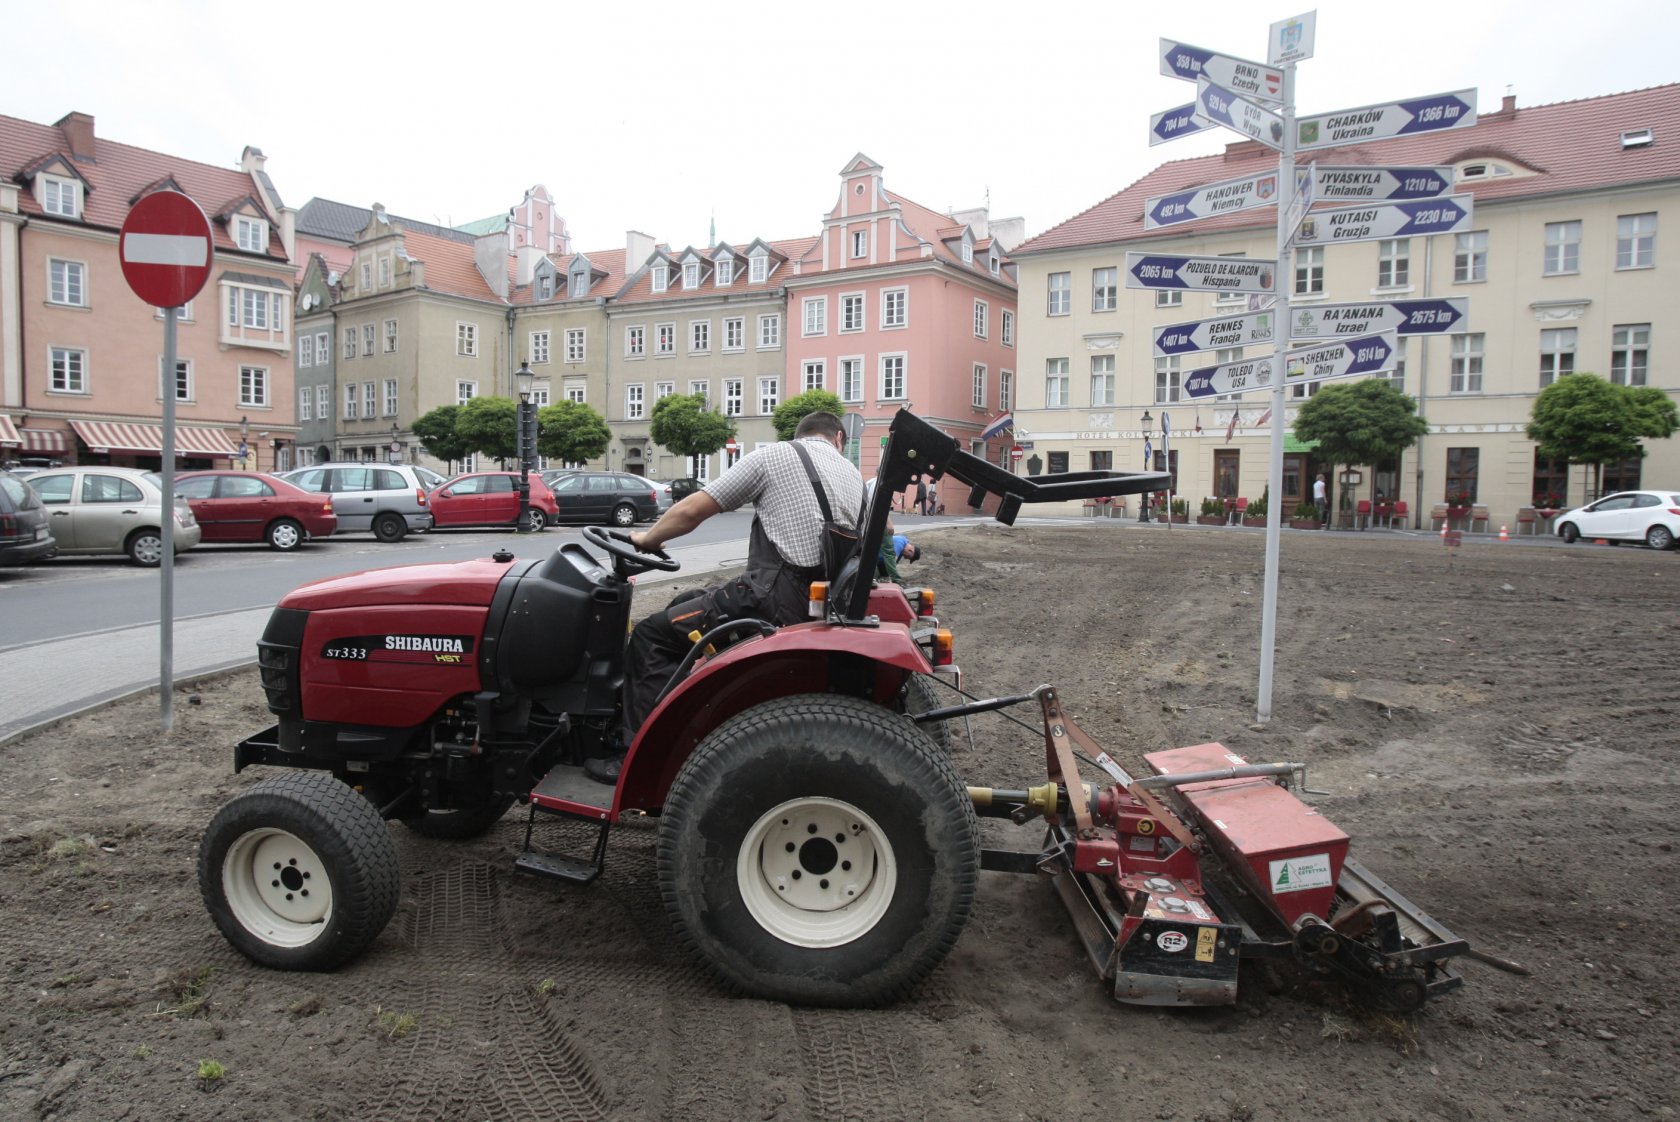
[514,847,603,887]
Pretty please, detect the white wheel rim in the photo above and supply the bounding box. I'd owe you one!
[134,535,162,564]
[736,797,895,948]
[222,828,334,948]
[273,524,300,548]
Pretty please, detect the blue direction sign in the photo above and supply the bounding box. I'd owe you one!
[1150,102,1212,146]
[1194,76,1284,149]
[1294,195,1473,246]
[1159,39,1283,104]
[1284,333,1398,385]
[1313,165,1455,202]
[1183,354,1276,399]
[1296,90,1477,151]
[1145,169,1288,229]
[1154,309,1279,357]
[1126,251,1277,294]
[1289,298,1468,340]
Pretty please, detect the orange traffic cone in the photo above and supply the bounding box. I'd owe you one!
[1499,524,1509,541]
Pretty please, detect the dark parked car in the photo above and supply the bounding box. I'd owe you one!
[538,470,660,527]
[427,472,557,532]
[0,471,56,565]
[174,471,339,551]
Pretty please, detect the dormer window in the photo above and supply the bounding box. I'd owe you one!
[683,260,700,290]
[537,274,554,300]
[652,263,669,293]
[235,215,268,253]
[989,253,1000,275]
[1621,128,1655,149]
[43,175,80,218]
[1457,162,1512,181]
[749,253,767,283]
[961,242,973,264]
[570,270,588,298]
[715,257,733,286]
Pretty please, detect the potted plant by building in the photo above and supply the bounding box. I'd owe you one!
[1243,489,1269,527]
[1197,496,1227,526]
[1168,497,1190,523]
[1446,491,1474,526]
[1290,499,1323,530]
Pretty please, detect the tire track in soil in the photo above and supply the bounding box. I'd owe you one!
[791,1007,937,1122]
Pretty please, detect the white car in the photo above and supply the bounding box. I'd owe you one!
[1553,490,1680,550]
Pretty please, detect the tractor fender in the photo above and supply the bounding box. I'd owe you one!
[616,619,931,811]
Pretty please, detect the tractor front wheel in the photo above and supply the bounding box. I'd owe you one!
[657,694,977,1006]
[198,772,399,971]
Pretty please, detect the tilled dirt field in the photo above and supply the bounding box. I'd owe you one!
[2,522,1676,1122]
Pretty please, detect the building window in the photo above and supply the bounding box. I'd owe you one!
[383,319,398,353]
[651,264,668,293]
[48,258,85,306]
[1450,333,1484,393]
[384,379,398,416]
[567,270,584,299]
[1544,220,1581,275]
[1001,309,1014,346]
[344,384,358,419]
[683,260,700,289]
[361,381,376,418]
[1445,447,1479,502]
[565,384,585,404]
[1000,370,1013,412]
[315,331,329,362]
[235,216,266,253]
[749,253,767,283]
[1047,272,1071,316]
[531,384,550,407]
[655,381,675,400]
[316,385,329,420]
[360,262,372,291]
[457,322,478,356]
[565,328,585,362]
[456,380,477,405]
[344,328,357,359]
[973,300,988,339]
[1295,246,1324,295]
[972,364,987,408]
[1539,328,1576,387]
[961,242,973,264]
[240,366,270,408]
[626,383,645,420]
[1090,450,1113,472]
[234,288,271,330]
[1092,267,1117,312]
[1455,231,1488,283]
[656,323,675,355]
[531,330,551,363]
[852,229,868,258]
[43,175,80,218]
[758,376,780,414]
[882,287,907,329]
[689,379,709,403]
[1154,356,1182,403]
[624,326,644,358]
[299,334,314,368]
[159,358,191,402]
[803,360,825,391]
[715,257,733,286]
[1617,213,1656,269]
[689,320,710,353]
[803,297,827,336]
[758,314,781,348]
[299,386,313,421]
[1385,348,1407,393]
[1377,239,1410,287]
[1046,358,1070,407]
[879,354,906,400]
[840,358,863,403]
[841,294,864,333]
[724,316,745,350]
[724,379,743,416]
[1212,347,1244,402]
[1610,323,1650,386]
[362,324,375,356]
[1533,451,1569,508]
[1090,354,1115,406]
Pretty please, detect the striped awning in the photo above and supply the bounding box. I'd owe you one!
[0,414,19,445]
[68,420,240,457]
[20,428,68,453]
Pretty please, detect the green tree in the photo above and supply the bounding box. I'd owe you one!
[411,405,473,472]
[1293,379,1429,508]
[649,393,734,478]
[771,389,845,441]
[535,399,610,465]
[455,396,519,464]
[1526,373,1680,497]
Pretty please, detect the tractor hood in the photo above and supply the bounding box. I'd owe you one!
[279,556,518,612]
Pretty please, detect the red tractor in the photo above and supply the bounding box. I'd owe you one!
[199,410,1515,1009]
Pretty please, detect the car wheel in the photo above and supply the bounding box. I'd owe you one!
[524,508,548,533]
[266,518,304,552]
[372,512,406,543]
[1646,525,1675,551]
[126,528,165,567]
[657,694,978,1006]
[611,503,637,527]
[198,771,399,971]
[1559,522,1580,544]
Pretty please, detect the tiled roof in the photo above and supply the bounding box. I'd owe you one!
[0,111,286,260]
[1015,84,1680,255]
[613,238,814,306]
[507,246,631,307]
[398,228,503,302]
[295,197,473,245]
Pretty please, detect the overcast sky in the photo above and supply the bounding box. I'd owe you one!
[7,0,1677,253]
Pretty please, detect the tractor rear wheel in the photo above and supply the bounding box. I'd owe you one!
[901,674,953,754]
[657,694,977,1006]
[199,771,399,971]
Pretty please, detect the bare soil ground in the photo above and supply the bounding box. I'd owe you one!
[2,522,1676,1122]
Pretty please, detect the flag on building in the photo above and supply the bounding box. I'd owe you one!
[1225,411,1240,443]
[1194,408,1203,434]
[981,412,1013,441]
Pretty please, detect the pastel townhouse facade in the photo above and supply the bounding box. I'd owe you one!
[1009,86,1680,525]
[783,155,1024,498]
[0,111,297,471]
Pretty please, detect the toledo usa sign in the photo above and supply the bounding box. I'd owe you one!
[1289,298,1468,340]
[1294,195,1473,246]
[1159,39,1283,104]
[1182,333,1397,399]
[1154,310,1278,357]
[1194,76,1284,149]
[1145,168,1292,230]
[1296,90,1477,151]
[1183,353,1275,400]
[1126,251,1275,294]
[1150,103,1213,146]
[119,190,213,309]
[1312,165,1455,202]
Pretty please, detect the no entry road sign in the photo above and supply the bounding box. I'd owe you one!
[119,191,213,308]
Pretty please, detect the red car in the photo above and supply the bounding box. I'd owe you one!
[174,471,337,551]
[428,472,556,532]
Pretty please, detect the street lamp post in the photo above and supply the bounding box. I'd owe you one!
[515,361,536,532]
[1138,410,1154,523]
[388,422,402,464]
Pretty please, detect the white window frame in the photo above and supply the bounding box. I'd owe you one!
[1047,272,1071,316]
[1544,221,1581,276]
[362,323,375,356]
[758,376,780,415]
[651,263,669,293]
[384,378,398,416]
[344,384,358,419]
[381,319,397,353]
[973,299,988,339]
[840,293,864,333]
[299,334,314,368]
[715,257,734,286]
[344,327,357,359]
[802,360,826,392]
[656,322,675,356]
[1045,358,1069,407]
[878,353,907,401]
[1294,246,1324,295]
[456,380,477,406]
[1001,309,1014,347]
[840,357,864,403]
[851,229,868,258]
[1090,354,1115,406]
[1617,213,1656,269]
[1156,289,1183,308]
[1000,369,1013,412]
[565,328,586,363]
[655,380,675,401]
[564,383,585,404]
[240,365,270,408]
[626,383,645,420]
[1377,239,1410,288]
[1611,324,1649,386]
[749,253,767,283]
[723,316,745,351]
[378,255,391,287]
[689,379,709,404]
[158,357,192,403]
[972,363,987,409]
[689,320,710,353]
[1092,267,1117,312]
[1450,333,1484,393]
[48,257,86,306]
[531,330,550,364]
[235,216,267,253]
[1154,356,1182,404]
[882,287,908,329]
[803,296,827,337]
[299,386,313,421]
[1539,328,1576,387]
[43,175,80,218]
[361,380,376,418]
[758,314,781,349]
[457,322,478,357]
[1455,231,1488,283]
[316,385,329,419]
[683,260,701,290]
[624,325,644,358]
[315,331,329,362]
[724,378,743,417]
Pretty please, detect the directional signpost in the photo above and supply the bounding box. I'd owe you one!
[1146,168,1289,229]
[1296,90,1477,151]
[1183,354,1276,399]
[1159,39,1283,103]
[1125,251,1276,294]
[1194,76,1284,149]
[1312,165,1455,201]
[1288,298,1468,340]
[1153,309,1279,357]
[1282,332,1398,385]
[1150,103,1213,146]
[1293,195,1473,246]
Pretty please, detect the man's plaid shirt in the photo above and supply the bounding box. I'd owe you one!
[704,438,864,569]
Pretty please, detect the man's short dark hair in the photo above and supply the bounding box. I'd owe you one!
[794,411,845,440]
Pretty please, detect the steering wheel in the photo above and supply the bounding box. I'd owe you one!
[583,525,681,574]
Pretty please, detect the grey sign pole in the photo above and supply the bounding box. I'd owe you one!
[160,306,177,732]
